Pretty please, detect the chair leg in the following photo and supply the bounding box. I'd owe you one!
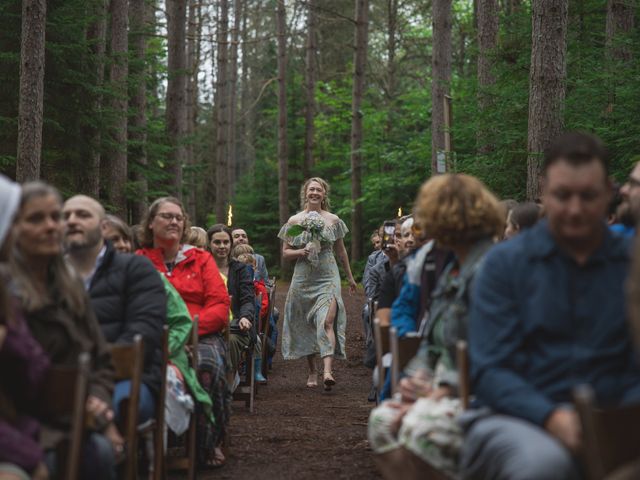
[153,426,164,480]
[187,413,197,480]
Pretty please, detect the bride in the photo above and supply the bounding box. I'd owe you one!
[278,177,357,390]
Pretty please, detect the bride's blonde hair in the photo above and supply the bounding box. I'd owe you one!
[300,177,331,211]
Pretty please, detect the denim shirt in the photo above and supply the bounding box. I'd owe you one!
[469,220,640,426]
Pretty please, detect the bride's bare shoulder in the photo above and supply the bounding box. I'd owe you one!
[322,212,340,225]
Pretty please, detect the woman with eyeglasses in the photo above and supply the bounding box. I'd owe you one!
[206,224,255,382]
[137,197,231,469]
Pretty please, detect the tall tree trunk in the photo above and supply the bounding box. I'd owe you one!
[385,0,397,139]
[526,0,568,200]
[350,0,369,261]
[129,0,148,223]
[431,0,452,175]
[16,0,47,182]
[228,0,241,199]
[606,0,634,62]
[215,0,230,223]
[185,0,200,220]
[106,0,129,218]
[477,0,498,154]
[166,0,188,200]
[276,0,289,234]
[239,0,250,175]
[303,0,317,178]
[82,0,106,197]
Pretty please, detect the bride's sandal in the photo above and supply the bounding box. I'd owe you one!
[307,372,318,388]
[322,371,336,391]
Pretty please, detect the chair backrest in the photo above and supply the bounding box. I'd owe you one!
[373,317,390,393]
[38,352,90,480]
[456,340,470,409]
[255,292,264,333]
[109,335,144,480]
[574,384,640,480]
[191,315,200,368]
[389,327,422,396]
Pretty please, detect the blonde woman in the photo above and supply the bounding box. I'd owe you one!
[278,177,357,390]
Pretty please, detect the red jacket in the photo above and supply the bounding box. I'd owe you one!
[137,246,230,336]
[254,279,269,320]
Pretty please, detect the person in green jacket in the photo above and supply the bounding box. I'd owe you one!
[160,274,214,424]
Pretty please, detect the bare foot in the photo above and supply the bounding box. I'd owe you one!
[307,372,318,388]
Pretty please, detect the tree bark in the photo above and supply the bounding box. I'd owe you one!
[185,0,200,220]
[215,0,230,223]
[166,0,188,201]
[606,0,634,63]
[228,0,241,199]
[106,0,129,218]
[384,0,397,139]
[303,0,317,178]
[129,0,148,223]
[16,0,47,182]
[350,0,369,261]
[430,0,452,175]
[526,0,568,201]
[82,0,106,197]
[276,0,289,233]
[477,0,498,154]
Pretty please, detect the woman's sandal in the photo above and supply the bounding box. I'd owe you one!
[322,371,336,391]
[307,372,318,388]
[204,448,226,469]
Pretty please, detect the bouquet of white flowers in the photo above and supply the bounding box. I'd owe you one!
[286,211,326,267]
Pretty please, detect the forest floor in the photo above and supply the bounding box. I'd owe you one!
[170,282,381,480]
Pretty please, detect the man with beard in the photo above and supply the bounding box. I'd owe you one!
[63,195,165,425]
[231,227,269,283]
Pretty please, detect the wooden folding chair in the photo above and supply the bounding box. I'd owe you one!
[138,325,169,480]
[389,328,422,397]
[261,279,277,378]
[456,340,471,410]
[38,352,90,480]
[233,339,256,413]
[166,317,198,480]
[110,335,144,480]
[574,384,640,480]
[373,317,390,402]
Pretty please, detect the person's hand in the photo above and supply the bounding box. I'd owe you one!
[299,246,310,259]
[398,370,432,403]
[0,325,6,350]
[239,318,252,332]
[86,395,113,423]
[544,408,582,453]
[104,422,124,456]
[384,243,400,264]
[32,462,49,480]
[348,278,357,295]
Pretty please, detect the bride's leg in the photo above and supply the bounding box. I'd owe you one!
[322,299,338,388]
[306,354,318,387]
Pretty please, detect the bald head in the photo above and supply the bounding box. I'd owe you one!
[63,195,105,253]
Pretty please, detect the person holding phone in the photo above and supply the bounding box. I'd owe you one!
[278,177,357,391]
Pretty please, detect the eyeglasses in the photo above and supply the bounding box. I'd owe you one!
[156,212,184,223]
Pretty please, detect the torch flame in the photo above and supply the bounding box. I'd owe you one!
[227,205,233,227]
[398,207,402,218]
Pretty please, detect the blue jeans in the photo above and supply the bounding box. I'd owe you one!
[112,381,156,425]
[45,432,115,480]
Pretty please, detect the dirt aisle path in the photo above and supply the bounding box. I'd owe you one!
[201,282,381,480]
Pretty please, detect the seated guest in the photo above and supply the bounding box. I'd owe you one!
[235,251,269,384]
[188,226,209,250]
[231,227,269,282]
[368,174,503,477]
[207,225,255,376]
[137,197,230,469]
[503,202,541,239]
[101,215,133,253]
[371,229,382,251]
[10,182,119,480]
[461,132,640,479]
[0,176,50,480]
[63,195,165,425]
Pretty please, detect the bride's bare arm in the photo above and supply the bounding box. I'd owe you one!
[334,238,357,292]
[282,241,308,261]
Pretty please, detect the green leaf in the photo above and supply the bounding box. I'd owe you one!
[286,225,304,237]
